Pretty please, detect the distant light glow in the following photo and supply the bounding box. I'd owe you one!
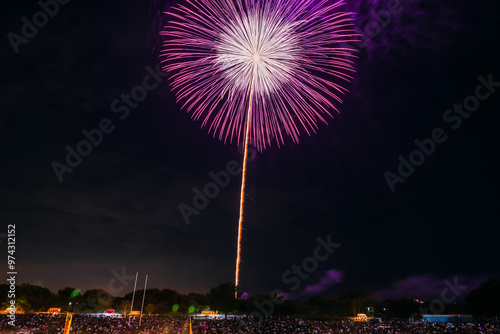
[70,289,80,298]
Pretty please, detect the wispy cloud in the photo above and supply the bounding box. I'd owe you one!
[281,269,344,300]
[374,273,492,301]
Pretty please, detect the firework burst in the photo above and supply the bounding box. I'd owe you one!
[160,0,358,294]
[160,0,358,150]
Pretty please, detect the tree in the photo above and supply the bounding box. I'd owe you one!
[186,292,208,308]
[330,297,351,317]
[1,297,30,312]
[82,289,113,312]
[339,290,377,316]
[381,298,420,318]
[308,296,329,316]
[208,282,238,317]
[145,303,159,315]
[58,287,76,301]
[120,300,132,315]
[18,284,57,311]
[465,277,500,316]
[57,287,84,311]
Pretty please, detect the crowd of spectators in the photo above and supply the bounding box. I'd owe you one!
[0,314,184,334]
[196,318,499,334]
[0,314,499,333]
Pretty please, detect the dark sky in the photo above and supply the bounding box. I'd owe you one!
[1,0,499,303]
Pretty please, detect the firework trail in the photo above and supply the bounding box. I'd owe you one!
[160,0,358,294]
[235,64,256,293]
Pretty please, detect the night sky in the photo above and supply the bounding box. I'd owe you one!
[1,0,499,302]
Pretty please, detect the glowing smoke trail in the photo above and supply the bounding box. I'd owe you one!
[235,63,257,296]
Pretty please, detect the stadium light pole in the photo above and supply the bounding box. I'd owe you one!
[139,274,148,327]
[128,272,138,325]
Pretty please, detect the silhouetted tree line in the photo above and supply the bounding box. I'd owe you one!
[1,278,498,318]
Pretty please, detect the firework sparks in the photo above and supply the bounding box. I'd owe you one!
[160,0,358,295]
[161,0,358,150]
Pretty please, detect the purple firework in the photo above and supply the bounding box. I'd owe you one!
[160,0,359,150]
